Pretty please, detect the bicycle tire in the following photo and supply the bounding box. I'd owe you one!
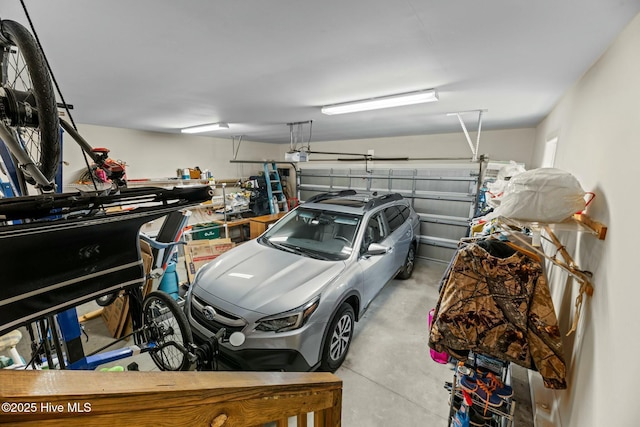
[1,19,60,184]
[142,290,193,371]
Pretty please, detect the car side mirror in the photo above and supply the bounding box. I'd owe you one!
[365,242,389,256]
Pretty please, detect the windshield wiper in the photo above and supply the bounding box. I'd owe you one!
[289,246,330,260]
[264,239,330,260]
[265,239,298,254]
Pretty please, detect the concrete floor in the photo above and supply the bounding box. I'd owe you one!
[6,259,534,426]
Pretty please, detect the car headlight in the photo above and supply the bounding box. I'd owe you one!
[255,296,320,333]
[193,266,206,285]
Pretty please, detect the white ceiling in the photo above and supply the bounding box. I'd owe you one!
[3,0,639,144]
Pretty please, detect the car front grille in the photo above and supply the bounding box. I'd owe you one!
[191,295,246,337]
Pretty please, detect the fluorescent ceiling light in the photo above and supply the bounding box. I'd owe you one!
[181,122,229,134]
[321,89,438,115]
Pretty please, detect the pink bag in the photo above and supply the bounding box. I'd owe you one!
[428,308,449,364]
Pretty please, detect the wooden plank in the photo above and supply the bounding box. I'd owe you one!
[297,414,308,427]
[0,371,342,426]
[77,308,103,323]
[1,392,335,426]
[573,213,607,240]
[0,371,340,397]
[327,389,342,426]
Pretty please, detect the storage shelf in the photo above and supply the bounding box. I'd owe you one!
[450,386,516,426]
[495,214,607,298]
[493,213,608,335]
[127,178,241,186]
[447,362,516,427]
[497,214,607,240]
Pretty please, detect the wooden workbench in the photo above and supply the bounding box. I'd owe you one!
[249,212,286,239]
[212,218,251,242]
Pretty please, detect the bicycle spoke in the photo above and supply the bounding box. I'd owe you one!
[9,53,30,89]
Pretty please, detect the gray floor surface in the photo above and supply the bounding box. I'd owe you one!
[7,259,534,426]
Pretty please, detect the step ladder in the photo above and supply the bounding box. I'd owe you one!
[263,162,289,214]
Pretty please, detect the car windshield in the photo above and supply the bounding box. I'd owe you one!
[259,208,362,261]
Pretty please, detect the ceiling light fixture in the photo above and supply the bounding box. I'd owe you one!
[321,89,438,115]
[180,122,229,134]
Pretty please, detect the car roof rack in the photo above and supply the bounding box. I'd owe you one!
[305,190,357,203]
[364,193,403,210]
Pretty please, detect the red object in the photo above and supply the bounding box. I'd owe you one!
[462,390,473,406]
[288,198,300,210]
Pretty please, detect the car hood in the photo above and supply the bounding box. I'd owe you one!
[194,240,345,315]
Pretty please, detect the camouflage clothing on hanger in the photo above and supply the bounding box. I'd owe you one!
[429,241,567,389]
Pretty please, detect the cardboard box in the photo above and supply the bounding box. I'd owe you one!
[101,292,129,338]
[184,238,235,283]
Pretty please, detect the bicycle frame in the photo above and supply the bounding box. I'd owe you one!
[0,114,126,193]
[21,290,189,371]
[0,120,52,188]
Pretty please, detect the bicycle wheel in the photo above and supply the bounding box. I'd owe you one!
[142,290,193,371]
[0,20,60,185]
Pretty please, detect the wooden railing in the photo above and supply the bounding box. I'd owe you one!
[0,370,342,426]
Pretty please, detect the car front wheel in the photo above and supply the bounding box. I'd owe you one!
[320,303,355,372]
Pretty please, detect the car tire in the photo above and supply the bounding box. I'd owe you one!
[396,244,416,280]
[319,303,355,372]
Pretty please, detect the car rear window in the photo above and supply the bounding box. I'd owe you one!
[383,206,404,233]
[398,205,410,221]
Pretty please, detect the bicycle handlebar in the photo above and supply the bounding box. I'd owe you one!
[139,233,187,250]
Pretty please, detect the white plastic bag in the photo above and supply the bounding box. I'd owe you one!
[486,161,526,208]
[492,168,586,222]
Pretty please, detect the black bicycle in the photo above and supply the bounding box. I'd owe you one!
[0,17,216,372]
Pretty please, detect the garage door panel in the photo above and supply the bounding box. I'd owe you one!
[421,221,469,241]
[299,166,479,263]
[417,244,456,265]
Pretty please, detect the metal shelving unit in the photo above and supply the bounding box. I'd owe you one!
[447,362,516,427]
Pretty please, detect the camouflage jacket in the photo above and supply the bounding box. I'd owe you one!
[428,241,567,389]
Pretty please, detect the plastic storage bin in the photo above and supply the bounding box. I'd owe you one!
[191,223,221,240]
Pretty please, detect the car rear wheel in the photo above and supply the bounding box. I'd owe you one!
[320,303,354,372]
[396,244,416,280]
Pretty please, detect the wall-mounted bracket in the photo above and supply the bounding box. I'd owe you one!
[495,213,608,335]
[447,109,487,161]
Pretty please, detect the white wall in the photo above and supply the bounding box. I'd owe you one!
[274,128,536,171]
[61,124,278,187]
[529,13,640,427]
[60,124,535,205]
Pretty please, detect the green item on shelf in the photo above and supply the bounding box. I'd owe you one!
[191,223,221,240]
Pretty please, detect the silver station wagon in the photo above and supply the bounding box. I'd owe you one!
[186,190,420,371]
